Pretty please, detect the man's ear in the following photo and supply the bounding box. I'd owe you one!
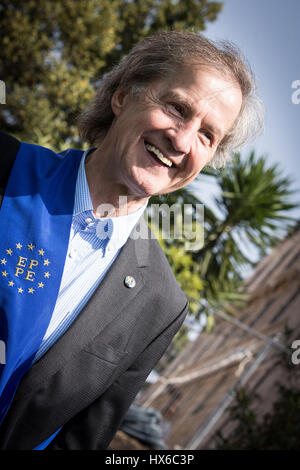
[111,88,127,116]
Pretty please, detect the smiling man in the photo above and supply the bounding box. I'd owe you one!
[85,66,242,214]
[0,31,262,450]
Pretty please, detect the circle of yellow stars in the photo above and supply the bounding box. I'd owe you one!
[1,242,51,294]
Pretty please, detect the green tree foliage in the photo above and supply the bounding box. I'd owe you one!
[160,238,203,316]
[0,0,222,147]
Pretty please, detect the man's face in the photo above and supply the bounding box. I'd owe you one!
[106,66,243,198]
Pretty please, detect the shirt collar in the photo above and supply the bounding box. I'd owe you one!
[73,149,148,252]
[73,149,94,215]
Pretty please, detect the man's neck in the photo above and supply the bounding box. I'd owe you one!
[84,148,149,219]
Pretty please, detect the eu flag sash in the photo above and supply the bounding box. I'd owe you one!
[0,141,83,423]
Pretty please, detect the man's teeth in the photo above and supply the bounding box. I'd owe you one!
[145,143,173,167]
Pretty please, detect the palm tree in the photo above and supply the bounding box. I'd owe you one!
[193,151,298,315]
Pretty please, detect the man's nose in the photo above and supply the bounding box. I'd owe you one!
[165,120,199,155]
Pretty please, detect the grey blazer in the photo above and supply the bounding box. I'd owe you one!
[0,132,189,449]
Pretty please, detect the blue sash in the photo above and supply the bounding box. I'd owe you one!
[0,142,83,424]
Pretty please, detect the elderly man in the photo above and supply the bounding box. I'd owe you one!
[0,31,262,449]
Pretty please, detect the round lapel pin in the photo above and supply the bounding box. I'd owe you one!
[124,275,136,288]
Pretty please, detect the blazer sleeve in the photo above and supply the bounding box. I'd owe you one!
[48,300,189,450]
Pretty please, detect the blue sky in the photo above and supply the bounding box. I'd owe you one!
[193,0,300,219]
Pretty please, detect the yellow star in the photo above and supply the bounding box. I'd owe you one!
[44,272,50,278]
[8,280,14,287]
[43,259,50,266]
[28,288,34,294]
[38,282,44,288]
[38,249,45,256]
[1,270,8,277]
[27,243,35,251]
[0,258,7,265]
[18,287,23,293]
[16,243,22,249]
[6,249,13,256]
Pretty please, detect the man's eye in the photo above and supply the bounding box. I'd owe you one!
[200,129,213,143]
[169,103,184,116]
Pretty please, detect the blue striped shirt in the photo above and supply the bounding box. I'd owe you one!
[34,149,147,362]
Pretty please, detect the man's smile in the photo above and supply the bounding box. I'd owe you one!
[144,140,174,168]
